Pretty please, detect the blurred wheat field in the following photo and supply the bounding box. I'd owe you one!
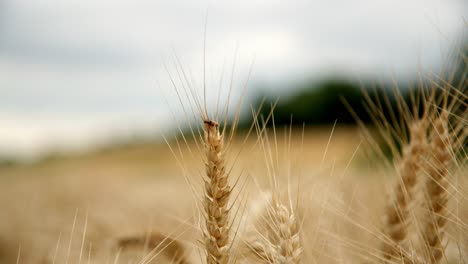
[0,127,365,262]
[1,67,467,264]
[1,1,466,263]
[1,121,466,263]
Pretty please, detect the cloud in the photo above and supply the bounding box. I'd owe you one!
[0,0,465,157]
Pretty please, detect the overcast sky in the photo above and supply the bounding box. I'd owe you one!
[0,0,466,159]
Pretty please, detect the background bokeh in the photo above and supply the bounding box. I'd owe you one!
[0,0,466,161]
[0,2,467,263]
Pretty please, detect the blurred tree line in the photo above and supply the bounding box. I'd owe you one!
[241,45,466,129]
[242,79,415,128]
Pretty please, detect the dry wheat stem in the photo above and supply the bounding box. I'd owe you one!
[422,110,451,264]
[203,119,231,264]
[382,121,426,262]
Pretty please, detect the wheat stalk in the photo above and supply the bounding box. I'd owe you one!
[422,110,451,263]
[382,121,427,262]
[202,119,231,264]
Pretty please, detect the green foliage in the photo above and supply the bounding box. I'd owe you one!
[244,79,390,127]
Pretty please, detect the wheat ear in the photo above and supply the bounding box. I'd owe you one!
[382,121,426,261]
[268,200,302,264]
[246,192,302,264]
[203,119,231,264]
[422,110,451,263]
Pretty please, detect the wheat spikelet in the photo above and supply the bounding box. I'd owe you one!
[422,110,451,263]
[382,121,427,261]
[244,192,302,264]
[202,119,231,264]
[269,201,302,264]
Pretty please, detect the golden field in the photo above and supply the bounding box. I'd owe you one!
[0,126,466,263]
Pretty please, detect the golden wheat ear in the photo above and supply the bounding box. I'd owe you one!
[416,67,467,262]
[421,109,452,264]
[202,119,232,264]
[241,109,302,264]
[117,232,189,264]
[242,192,302,264]
[267,198,302,263]
[166,51,258,263]
[381,120,427,262]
